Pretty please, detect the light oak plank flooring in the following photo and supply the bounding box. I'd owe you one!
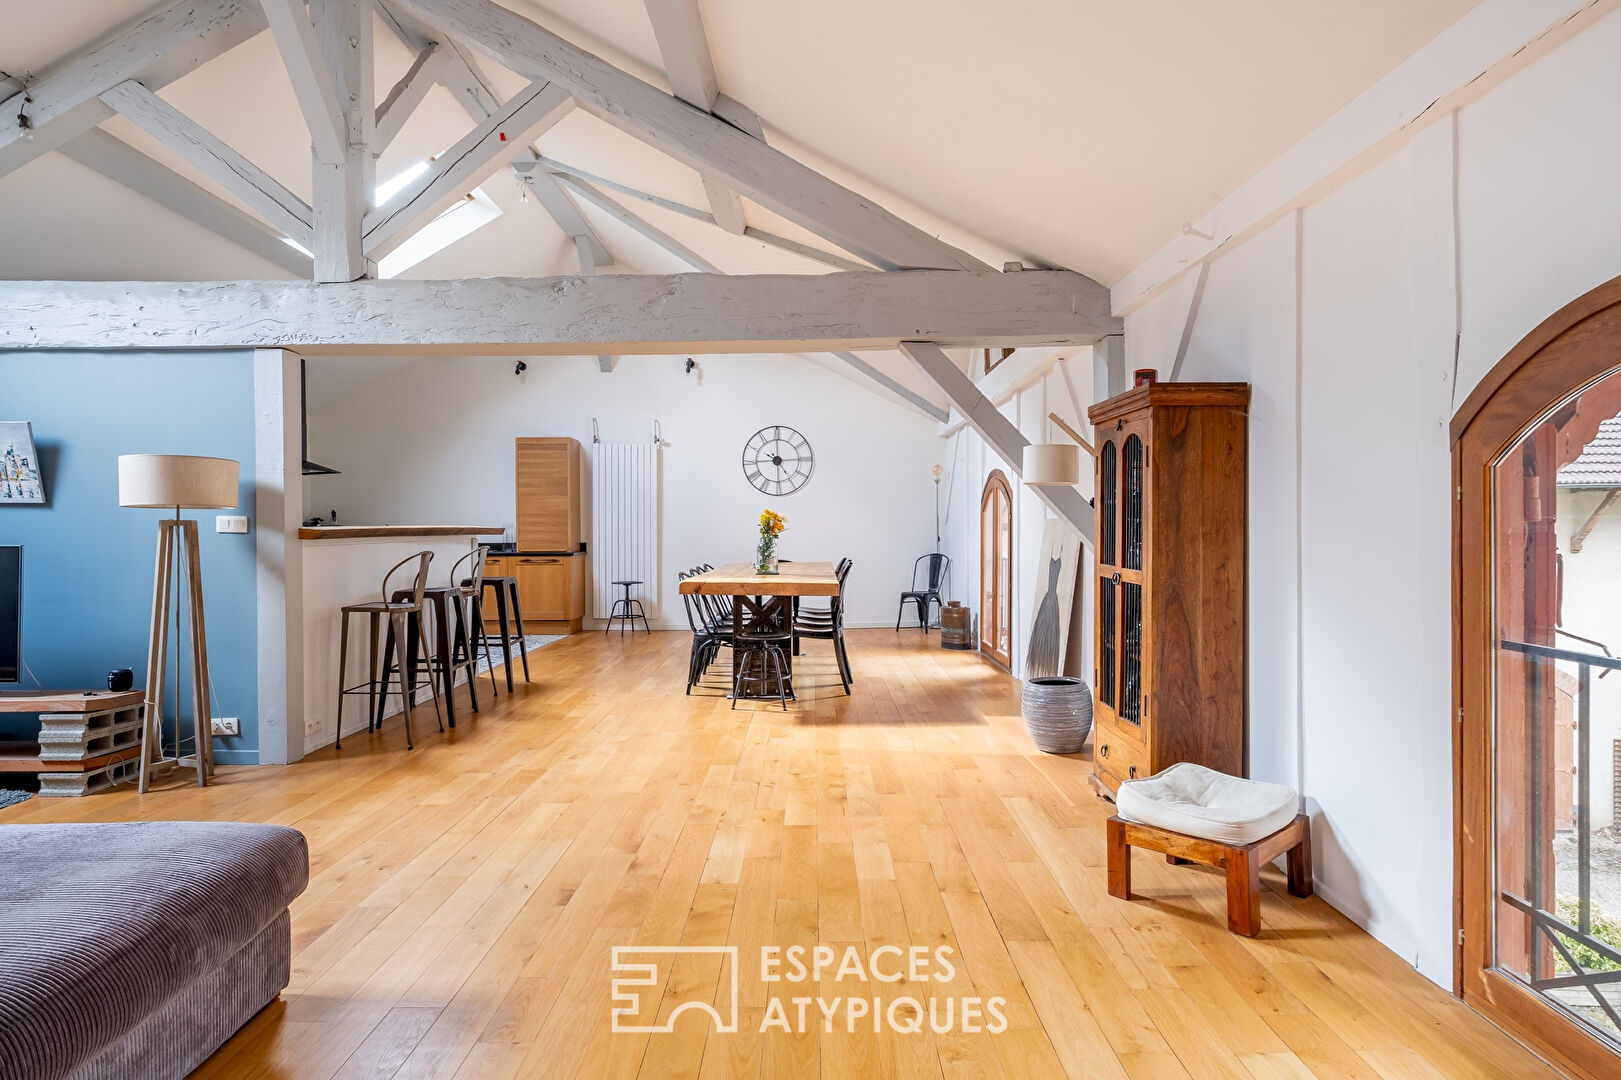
[1,630,1565,1080]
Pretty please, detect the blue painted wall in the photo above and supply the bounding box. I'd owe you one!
[0,350,259,763]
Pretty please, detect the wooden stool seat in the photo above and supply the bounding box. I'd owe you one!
[1106,813,1313,936]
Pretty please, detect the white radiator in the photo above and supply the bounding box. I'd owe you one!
[591,441,661,620]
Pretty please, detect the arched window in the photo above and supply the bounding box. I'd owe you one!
[980,471,1013,669]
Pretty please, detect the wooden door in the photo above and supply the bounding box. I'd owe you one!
[980,471,1013,669]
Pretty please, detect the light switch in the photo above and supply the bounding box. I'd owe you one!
[216,515,249,534]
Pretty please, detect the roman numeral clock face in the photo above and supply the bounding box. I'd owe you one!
[743,426,814,496]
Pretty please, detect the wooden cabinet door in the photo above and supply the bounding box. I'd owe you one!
[514,556,569,620]
[515,438,580,553]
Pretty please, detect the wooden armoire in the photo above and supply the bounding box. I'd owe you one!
[1088,382,1250,795]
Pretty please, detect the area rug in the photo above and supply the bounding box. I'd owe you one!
[0,790,33,810]
[476,634,564,675]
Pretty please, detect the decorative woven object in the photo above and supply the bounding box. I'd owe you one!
[1021,676,1093,754]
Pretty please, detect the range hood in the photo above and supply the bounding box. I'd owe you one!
[300,358,340,476]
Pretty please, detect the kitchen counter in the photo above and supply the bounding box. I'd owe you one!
[299,525,503,541]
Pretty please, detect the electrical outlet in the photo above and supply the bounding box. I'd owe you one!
[215,515,249,534]
[210,716,239,736]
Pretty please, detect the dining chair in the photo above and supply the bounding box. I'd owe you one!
[794,558,852,694]
[896,553,950,632]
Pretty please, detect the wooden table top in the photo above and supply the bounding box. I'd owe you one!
[679,561,840,596]
[0,689,145,713]
[298,525,503,541]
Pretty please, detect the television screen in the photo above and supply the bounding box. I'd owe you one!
[0,546,17,682]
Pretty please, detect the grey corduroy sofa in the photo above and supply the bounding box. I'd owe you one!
[0,822,309,1080]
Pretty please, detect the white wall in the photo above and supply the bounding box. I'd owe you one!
[1115,5,1621,986]
[1556,489,1621,832]
[302,353,940,629]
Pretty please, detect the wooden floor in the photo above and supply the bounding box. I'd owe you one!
[3,630,1566,1080]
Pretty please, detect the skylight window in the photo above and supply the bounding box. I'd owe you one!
[278,160,502,277]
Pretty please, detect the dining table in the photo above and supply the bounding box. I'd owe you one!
[678,561,842,699]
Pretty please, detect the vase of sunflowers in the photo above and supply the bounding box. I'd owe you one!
[756,509,786,574]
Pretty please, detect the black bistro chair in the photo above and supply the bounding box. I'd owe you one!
[896,554,950,632]
[794,558,852,694]
[679,568,731,693]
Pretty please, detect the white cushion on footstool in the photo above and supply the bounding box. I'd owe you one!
[1116,762,1299,846]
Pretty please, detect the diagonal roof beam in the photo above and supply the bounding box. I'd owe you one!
[60,129,312,277]
[374,42,441,150]
[260,0,348,164]
[523,172,612,266]
[362,79,573,259]
[515,157,871,273]
[642,0,746,234]
[99,79,313,246]
[899,340,1095,546]
[391,0,989,271]
[831,352,949,423]
[0,0,267,180]
[551,173,720,273]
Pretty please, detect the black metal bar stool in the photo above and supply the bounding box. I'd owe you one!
[336,551,440,749]
[476,573,530,691]
[387,546,497,730]
[731,596,793,710]
[606,579,651,635]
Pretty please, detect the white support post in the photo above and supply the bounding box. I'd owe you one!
[642,0,746,233]
[98,80,314,246]
[260,0,348,164]
[60,130,312,276]
[392,0,989,271]
[363,79,572,259]
[899,340,1096,547]
[311,0,373,282]
[254,348,305,765]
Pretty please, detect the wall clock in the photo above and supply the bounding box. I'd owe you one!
[743,426,814,496]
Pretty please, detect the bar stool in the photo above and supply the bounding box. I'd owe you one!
[389,545,494,729]
[336,551,439,750]
[450,546,501,703]
[606,579,651,635]
[731,599,793,710]
[475,573,530,691]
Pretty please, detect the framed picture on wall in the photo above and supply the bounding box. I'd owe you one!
[0,422,45,504]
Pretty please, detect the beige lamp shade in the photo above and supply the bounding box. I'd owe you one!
[118,454,239,509]
[1022,443,1081,486]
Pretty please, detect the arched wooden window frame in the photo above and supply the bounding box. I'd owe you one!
[980,470,1014,669]
[1453,274,1621,1080]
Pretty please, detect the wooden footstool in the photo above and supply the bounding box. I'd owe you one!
[1104,762,1312,936]
[1107,813,1312,936]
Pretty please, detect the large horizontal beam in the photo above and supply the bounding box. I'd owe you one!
[392,0,989,272]
[0,271,1118,354]
[899,340,1094,547]
[59,129,311,277]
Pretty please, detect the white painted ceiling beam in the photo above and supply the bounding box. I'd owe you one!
[391,0,989,272]
[552,173,721,273]
[642,0,747,234]
[98,80,314,246]
[0,271,1118,354]
[1112,0,1621,316]
[363,80,573,259]
[570,234,617,373]
[515,157,871,272]
[831,352,949,423]
[260,0,348,164]
[899,340,1095,547]
[0,0,253,154]
[60,129,312,277]
[525,173,612,266]
[0,0,268,180]
[312,0,375,281]
[374,43,441,151]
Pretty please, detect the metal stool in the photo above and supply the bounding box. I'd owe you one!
[476,574,531,691]
[390,545,495,728]
[732,629,793,710]
[606,579,651,635]
[337,551,440,749]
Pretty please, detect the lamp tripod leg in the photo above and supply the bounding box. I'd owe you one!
[140,522,174,794]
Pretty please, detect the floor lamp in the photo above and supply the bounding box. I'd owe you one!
[119,454,238,792]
